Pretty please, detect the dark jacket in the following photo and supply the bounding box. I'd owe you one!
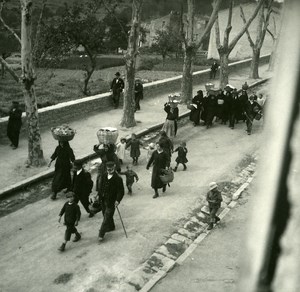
[134,82,143,99]
[59,202,81,225]
[111,77,124,93]
[164,104,179,121]
[146,150,169,189]
[206,189,223,208]
[244,100,261,118]
[120,170,139,185]
[99,172,124,208]
[7,108,22,131]
[72,170,93,198]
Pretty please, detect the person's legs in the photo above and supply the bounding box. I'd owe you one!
[183,163,187,171]
[99,206,115,240]
[127,184,132,194]
[173,163,179,172]
[208,206,218,230]
[153,188,159,199]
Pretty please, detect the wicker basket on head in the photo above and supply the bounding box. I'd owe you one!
[51,125,76,141]
[97,127,119,144]
[205,83,215,91]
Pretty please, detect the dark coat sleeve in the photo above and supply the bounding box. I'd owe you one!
[59,203,67,216]
[116,175,124,203]
[76,204,81,221]
[147,151,155,168]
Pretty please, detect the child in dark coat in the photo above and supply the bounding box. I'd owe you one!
[173,141,188,172]
[126,133,143,165]
[120,164,139,194]
[58,192,81,252]
[206,182,223,230]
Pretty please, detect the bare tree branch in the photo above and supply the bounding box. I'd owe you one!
[196,0,223,49]
[228,0,265,53]
[223,0,233,47]
[240,5,255,48]
[267,27,275,40]
[0,56,20,82]
[0,0,21,44]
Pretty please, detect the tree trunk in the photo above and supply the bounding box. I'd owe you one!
[219,52,229,89]
[250,48,260,79]
[21,0,45,167]
[181,49,194,104]
[120,0,143,128]
[180,0,194,104]
[83,55,96,96]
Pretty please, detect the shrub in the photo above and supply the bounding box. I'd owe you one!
[137,58,160,70]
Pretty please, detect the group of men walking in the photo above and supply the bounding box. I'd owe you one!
[189,83,263,135]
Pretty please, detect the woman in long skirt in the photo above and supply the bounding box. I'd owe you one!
[49,141,75,200]
[162,101,179,138]
[146,142,169,199]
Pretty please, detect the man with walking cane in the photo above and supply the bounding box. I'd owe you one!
[97,161,124,243]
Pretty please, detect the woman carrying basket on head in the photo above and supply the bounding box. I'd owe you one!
[146,142,169,199]
[162,95,180,139]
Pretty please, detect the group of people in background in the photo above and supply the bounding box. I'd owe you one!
[189,82,265,135]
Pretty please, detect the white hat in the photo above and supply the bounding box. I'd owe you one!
[209,182,218,190]
[149,143,155,149]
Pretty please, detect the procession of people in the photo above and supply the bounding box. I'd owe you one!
[42,70,265,251]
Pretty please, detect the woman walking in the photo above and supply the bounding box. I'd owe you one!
[146,142,169,199]
[162,99,179,138]
[49,141,75,200]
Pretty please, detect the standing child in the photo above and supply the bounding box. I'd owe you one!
[58,192,81,252]
[126,133,143,165]
[116,138,126,165]
[120,164,139,194]
[206,182,223,230]
[147,143,155,163]
[173,141,188,172]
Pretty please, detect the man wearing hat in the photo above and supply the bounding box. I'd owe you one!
[72,159,94,217]
[206,182,223,230]
[98,161,124,242]
[110,72,124,109]
[7,101,22,149]
[134,79,143,111]
[189,90,203,126]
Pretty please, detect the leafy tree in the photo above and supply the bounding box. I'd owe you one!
[38,1,106,95]
[151,26,179,66]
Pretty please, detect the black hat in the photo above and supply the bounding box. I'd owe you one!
[106,161,115,168]
[73,159,83,168]
[115,72,121,77]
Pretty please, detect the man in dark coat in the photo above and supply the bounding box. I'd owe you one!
[98,161,124,242]
[228,89,241,129]
[72,160,94,217]
[134,79,143,111]
[205,91,218,128]
[110,72,124,108]
[7,101,22,149]
[210,60,219,79]
[206,182,223,230]
[189,90,203,126]
[238,89,248,122]
[146,142,169,199]
[243,95,262,135]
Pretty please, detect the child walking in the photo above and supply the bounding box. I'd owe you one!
[173,141,188,172]
[120,164,139,194]
[116,138,126,165]
[58,192,81,252]
[126,133,143,165]
[206,182,223,230]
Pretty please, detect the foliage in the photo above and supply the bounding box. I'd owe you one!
[137,57,160,70]
[151,26,181,63]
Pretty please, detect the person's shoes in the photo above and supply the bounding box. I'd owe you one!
[247,131,251,135]
[207,223,214,230]
[183,166,187,171]
[73,234,81,242]
[12,146,17,150]
[215,216,220,223]
[88,212,94,218]
[51,194,57,200]
[162,185,166,193]
[153,193,159,199]
[98,237,104,243]
[58,243,66,252]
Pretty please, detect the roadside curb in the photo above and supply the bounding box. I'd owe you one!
[124,160,257,292]
[0,78,268,199]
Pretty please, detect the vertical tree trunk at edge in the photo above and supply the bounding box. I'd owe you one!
[250,48,261,79]
[120,0,142,128]
[219,52,229,89]
[181,50,194,104]
[21,0,45,166]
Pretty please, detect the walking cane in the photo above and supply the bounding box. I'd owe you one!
[116,206,128,238]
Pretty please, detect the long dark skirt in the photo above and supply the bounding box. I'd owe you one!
[190,109,200,125]
[151,165,165,189]
[52,167,71,193]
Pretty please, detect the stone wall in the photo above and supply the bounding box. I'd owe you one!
[0,55,270,142]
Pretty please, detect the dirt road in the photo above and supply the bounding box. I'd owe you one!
[0,118,264,292]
